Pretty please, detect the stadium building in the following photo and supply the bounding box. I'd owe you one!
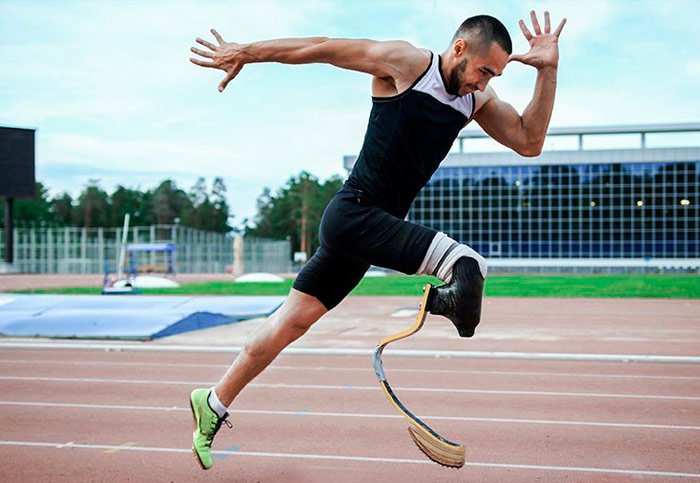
[344,123,700,272]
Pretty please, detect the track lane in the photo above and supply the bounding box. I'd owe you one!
[2,345,700,478]
[2,300,700,483]
[1,400,699,477]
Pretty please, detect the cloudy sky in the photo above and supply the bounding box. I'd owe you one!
[1,0,699,226]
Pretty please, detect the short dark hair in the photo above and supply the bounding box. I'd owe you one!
[452,15,512,55]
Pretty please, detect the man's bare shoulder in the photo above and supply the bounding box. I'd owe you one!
[370,41,431,96]
[379,41,430,74]
[412,47,432,74]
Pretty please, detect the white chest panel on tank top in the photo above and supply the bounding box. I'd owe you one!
[412,53,475,119]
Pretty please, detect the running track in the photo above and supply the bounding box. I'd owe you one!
[1,296,699,481]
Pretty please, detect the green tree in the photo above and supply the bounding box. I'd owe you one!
[247,171,342,256]
[182,177,233,233]
[0,182,53,227]
[50,192,74,226]
[110,185,144,227]
[211,177,233,233]
[150,179,191,225]
[2,178,234,232]
[75,179,111,228]
[251,187,273,234]
[183,177,209,229]
[136,189,154,226]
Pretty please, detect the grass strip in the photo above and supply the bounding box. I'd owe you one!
[11,274,700,298]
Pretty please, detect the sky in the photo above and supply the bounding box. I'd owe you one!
[1,0,699,227]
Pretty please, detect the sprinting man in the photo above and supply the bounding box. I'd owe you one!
[188,11,566,469]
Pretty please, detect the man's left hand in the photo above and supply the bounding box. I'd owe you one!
[509,11,566,70]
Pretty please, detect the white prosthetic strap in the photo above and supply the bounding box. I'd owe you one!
[416,232,487,283]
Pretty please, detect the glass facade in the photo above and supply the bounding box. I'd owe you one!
[409,161,700,258]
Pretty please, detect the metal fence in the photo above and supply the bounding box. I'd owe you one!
[0,225,292,274]
[242,236,294,274]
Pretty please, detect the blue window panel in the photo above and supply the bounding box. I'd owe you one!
[411,160,700,258]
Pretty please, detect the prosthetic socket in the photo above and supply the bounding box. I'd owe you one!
[416,233,487,338]
[426,256,485,338]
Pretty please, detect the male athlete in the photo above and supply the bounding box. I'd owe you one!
[188,11,566,469]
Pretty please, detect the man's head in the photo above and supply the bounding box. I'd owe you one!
[443,15,512,97]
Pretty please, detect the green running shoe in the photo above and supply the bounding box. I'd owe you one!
[189,388,232,470]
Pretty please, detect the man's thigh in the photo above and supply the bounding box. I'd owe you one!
[353,206,437,274]
[321,192,437,275]
[293,245,370,311]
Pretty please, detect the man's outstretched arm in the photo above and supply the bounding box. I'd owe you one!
[474,11,567,157]
[190,31,425,93]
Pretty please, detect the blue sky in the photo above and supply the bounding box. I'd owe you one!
[1,0,699,226]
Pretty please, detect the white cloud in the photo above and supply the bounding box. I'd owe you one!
[2,0,699,225]
[45,132,234,174]
[1,97,149,127]
[0,0,340,123]
[35,97,370,222]
[522,0,620,39]
[396,0,618,54]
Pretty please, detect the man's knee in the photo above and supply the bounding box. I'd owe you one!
[275,289,327,339]
[243,289,327,357]
[416,232,487,283]
[271,314,318,346]
[241,316,314,359]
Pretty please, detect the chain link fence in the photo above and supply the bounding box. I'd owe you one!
[0,225,292,274]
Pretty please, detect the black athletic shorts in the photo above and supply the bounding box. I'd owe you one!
[293,185,437,310]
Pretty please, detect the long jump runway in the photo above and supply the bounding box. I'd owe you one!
[1,297,699,481]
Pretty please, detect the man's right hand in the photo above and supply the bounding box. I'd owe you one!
[190,29,244,92]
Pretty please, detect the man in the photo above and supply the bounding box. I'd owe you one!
[188,11,565,470]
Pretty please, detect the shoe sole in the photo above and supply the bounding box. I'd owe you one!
[189,396,209,470]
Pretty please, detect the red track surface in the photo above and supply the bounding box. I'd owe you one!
[1,296,699,481]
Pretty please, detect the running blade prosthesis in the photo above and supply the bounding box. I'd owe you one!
[372,283,465,468]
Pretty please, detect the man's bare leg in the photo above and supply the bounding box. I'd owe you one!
[214,288,328,406]
[190,288,327,469]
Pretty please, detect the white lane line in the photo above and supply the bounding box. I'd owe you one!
[1,341,699,363]
[1,358,698,381]
[1,440,699,478]
[103,441,137,454]
[1,375,699,401]
[0,359,233,369]
[2,400,698,431]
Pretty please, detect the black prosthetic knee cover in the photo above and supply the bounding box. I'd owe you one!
[426,256,484,338]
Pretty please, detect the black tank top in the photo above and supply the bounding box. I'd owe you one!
[345,52,476,217]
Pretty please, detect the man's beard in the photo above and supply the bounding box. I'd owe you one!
[445,57,468,96]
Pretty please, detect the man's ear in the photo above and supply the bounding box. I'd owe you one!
[453,37,466,58]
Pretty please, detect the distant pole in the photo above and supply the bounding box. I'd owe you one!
[300,178,308,258]
[117,213,130,279]
[233,233,244,277]
[4,197,13,264]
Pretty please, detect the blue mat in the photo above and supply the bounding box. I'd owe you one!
[0,294,285,340]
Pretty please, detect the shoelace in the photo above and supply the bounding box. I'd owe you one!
[208,414,233,439]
